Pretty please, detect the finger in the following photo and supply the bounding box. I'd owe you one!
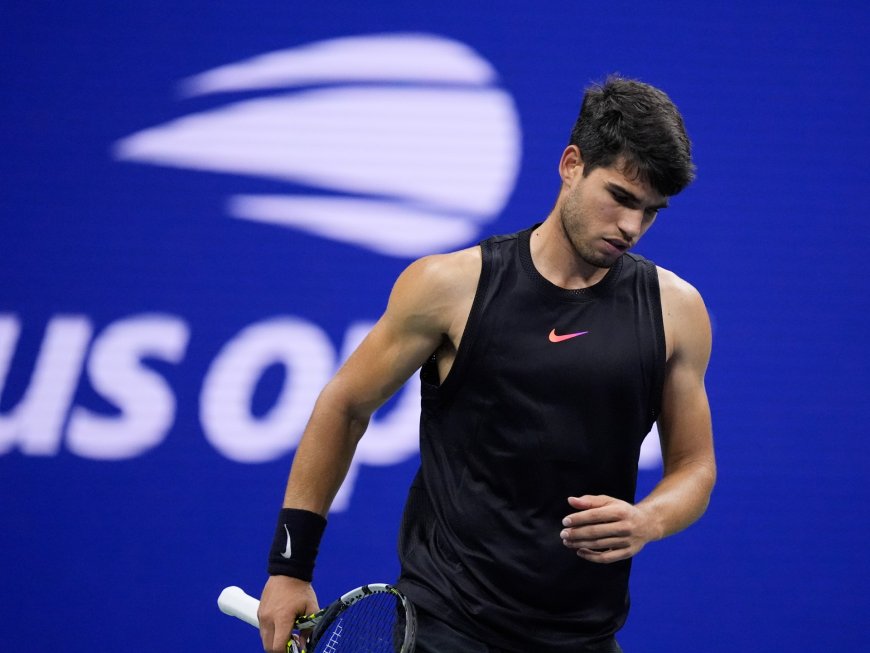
[567,494,611,510]
[259,620,274,652]
[258,613,271,651]
[562,506,623,528]
[296,628,312,649]
[561,520,628,542]
[269,622,294,653]
[562,534,625,551]
[576,545,631,564]
[564,497,633,529]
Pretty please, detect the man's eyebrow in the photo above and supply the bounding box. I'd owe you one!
[606,182,669,210]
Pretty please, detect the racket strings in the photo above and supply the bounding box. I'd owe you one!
[312,592,408,653]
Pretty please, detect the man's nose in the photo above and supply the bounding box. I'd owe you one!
[617,208,645,242]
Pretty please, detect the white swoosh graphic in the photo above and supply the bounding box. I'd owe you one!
[179,33,497,96]
[281,524,292,559]
[113,33,522,257]
[229,197,479,258]
[114,87,518,215]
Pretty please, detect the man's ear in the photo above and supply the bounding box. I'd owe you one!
[559,145,584,185]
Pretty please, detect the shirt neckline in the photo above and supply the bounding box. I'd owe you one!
[517,224,623,302]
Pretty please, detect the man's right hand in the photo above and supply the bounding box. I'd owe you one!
[258,575,319,653]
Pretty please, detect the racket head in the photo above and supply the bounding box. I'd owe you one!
[306,584,416,653]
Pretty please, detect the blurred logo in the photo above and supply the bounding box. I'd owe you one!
[113,33,522,257]
[1,34,659,508]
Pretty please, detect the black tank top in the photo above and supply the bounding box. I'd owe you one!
[396,226,666,651]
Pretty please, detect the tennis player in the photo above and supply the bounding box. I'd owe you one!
[258,75,716,652]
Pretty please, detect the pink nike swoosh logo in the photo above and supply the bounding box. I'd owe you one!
[548,329,589,343]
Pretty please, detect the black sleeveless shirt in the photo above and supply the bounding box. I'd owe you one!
[396,226,666,651]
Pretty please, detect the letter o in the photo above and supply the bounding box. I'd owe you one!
[200,317,335,462]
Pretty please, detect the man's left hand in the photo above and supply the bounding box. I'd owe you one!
[559,495,661,564]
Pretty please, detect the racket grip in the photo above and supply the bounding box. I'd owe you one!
[218,586,261,628]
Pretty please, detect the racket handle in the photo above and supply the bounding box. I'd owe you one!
[218,586,261,628]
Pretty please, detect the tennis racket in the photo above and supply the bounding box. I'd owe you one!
[218,583,416,653]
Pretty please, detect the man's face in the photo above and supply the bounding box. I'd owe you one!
[558,159,668,269]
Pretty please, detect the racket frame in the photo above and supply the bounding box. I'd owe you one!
[305,583,416,653]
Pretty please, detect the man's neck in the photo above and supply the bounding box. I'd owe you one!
[529,215,611,290]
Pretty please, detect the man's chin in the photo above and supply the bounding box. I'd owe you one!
[581,253,620,270]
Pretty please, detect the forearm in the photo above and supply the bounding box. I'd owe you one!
[282,386,371,515]
[635,457,716,541]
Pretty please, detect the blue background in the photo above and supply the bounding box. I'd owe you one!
[2,2,868,651]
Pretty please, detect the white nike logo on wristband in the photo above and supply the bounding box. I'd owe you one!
[281,524,293,559]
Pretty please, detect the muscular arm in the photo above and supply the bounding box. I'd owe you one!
[258,249,480,652]
[561,268,716,562]
[281,273,444,516]
[634,269,716,537]
[283,247,479,513]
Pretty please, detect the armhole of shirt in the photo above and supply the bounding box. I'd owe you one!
[421,239,493,403]
[646,261,667,423]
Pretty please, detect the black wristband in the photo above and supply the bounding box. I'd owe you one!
[267,508,327,581]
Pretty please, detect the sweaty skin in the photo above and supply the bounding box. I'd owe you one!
[257,145,716,653]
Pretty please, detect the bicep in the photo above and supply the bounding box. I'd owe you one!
[328,311,441,419]
[320,257,457,421]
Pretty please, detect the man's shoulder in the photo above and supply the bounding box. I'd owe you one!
[654,265,711,361]
[391,246,481,314]
[384,247,481,338]
[409,246,482,288]
[654,264,705,306]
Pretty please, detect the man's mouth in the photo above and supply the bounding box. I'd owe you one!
[603,238,630,252]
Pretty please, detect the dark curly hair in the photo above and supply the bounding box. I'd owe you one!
[569,75,696,196]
